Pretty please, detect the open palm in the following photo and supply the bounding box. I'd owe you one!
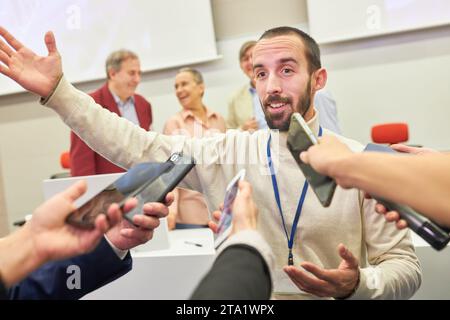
[0,26,62,97]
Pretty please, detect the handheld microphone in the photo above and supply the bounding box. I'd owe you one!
[364,143,450,251]
[375,198,450,250]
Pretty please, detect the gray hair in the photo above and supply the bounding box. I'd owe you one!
[239,40,256,62]
[105,49,139,79]
[177,67,204,84]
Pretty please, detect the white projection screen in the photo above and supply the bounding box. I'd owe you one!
[307,0,450,44]
[0,0,219,95]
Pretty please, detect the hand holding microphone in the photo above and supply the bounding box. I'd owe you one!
[299,136,450,251]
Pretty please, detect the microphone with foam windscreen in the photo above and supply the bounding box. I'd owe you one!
[364,143,450,250]
[371,123,409,144]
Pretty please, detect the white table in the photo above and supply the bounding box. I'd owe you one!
[410,233,450,299]
[84,228,450,300]
[83,228,216,300]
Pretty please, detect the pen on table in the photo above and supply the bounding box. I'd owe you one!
[13,214,32,227]
[184,241,203,247]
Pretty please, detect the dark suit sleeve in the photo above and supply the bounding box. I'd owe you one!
[7,237,132,300]
[0,279,7,300]
[190,244,272,300]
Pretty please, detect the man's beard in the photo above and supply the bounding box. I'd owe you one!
[263,81,312,131]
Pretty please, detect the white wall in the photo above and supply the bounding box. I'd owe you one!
[1,0,450,233]
[322,25,450,149]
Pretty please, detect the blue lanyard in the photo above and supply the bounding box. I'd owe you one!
[266,126,322,266]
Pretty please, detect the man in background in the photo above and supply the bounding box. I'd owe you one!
[70,50,153,176]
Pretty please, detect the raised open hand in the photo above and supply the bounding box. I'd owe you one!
[0,27,62,97]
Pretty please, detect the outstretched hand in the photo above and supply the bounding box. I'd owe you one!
[27,180,125,263]
[0,26,62,97]
[284,244,360,298]
[105,192,174,250]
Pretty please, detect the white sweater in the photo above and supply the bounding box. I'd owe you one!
[43,76,421,299]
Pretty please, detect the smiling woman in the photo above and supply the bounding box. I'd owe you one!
[163,68,226,229]
[0,0,219,96]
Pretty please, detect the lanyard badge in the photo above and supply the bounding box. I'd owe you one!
[267,126,322,266]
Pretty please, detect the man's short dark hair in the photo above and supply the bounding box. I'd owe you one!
[259,26,321,74]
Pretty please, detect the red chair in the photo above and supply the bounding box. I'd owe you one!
[371,123,409,144]
[50,151,71,179]
[60,151,71,169]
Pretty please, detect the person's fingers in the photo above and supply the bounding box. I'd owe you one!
[142,202,169,218]
[0,26,24,50]
[121,198,138,213]
[164,192,175,207]
[390,143,412,153]
[391,144,436,155]
[385,211,401,222]
[63,180,87,202]
[338,244,359,269]
[120,228,153,242]
[234,181,255,216]
[284,267,311,293]
[44,31,58,55]
[0,39,13,58]
[375,203,387,214]
[132,214,160,230]
[208,221,218,233]
[396,219,408,229]
[105,203,123,227]
[212,210,221,221]
[364,192,372,200]
[0,48,11,66]
[284,266,330,296]
[238,180,252,196]
[299,151,309,163]
[0,59,13,78]
[300,262,336,283]
[93,214,110,233]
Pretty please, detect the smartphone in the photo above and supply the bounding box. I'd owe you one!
[66,153,195,229]
[123,153,195,224]
[214,169,246,249]
[287,113,337,207]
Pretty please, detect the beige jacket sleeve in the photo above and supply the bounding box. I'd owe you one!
[325,131,422,300]
[226,85,253,129]
[43,76,208,191]
[42,77,245,210]
[226,92,241,129]
[349,194,422,300]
